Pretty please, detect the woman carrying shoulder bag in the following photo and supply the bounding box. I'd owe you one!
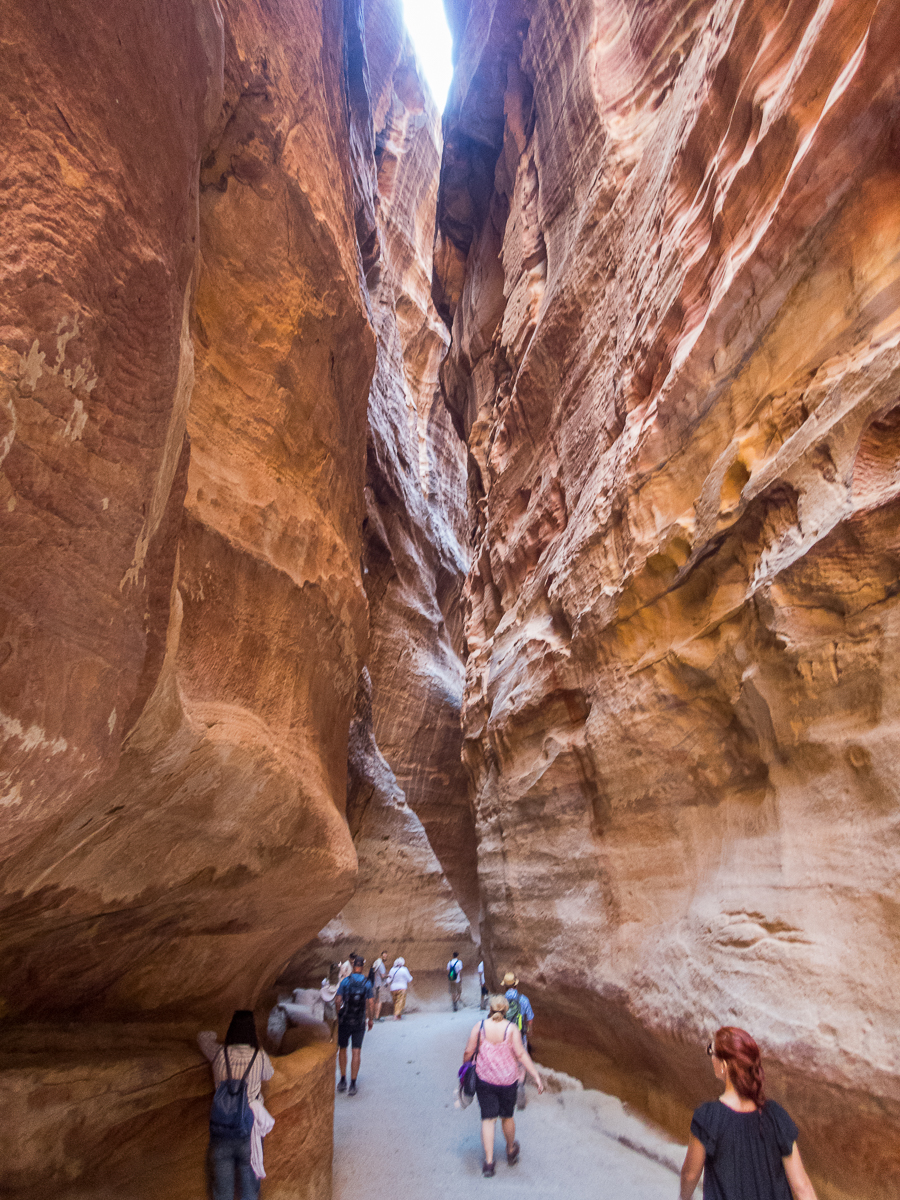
[460,994,543,1177]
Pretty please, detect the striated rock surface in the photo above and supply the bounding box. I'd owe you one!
[436,2,900,1195]
[0,0,467,1195]
[287,9,477,979]
[284,670,471,982]
[0,0,376,1024]
[360,2,477,933]
[0,1025,335,1200]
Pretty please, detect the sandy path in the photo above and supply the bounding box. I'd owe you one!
[332,984,685,1198]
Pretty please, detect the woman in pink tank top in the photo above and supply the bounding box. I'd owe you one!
[461,994,544,1177]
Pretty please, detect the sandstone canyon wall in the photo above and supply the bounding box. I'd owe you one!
[0,0,468,1194]
[436,1,900,1196]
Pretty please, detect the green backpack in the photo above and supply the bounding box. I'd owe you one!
[505,993,523,1031]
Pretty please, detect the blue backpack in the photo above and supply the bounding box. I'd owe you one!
[210,1046,258,1138]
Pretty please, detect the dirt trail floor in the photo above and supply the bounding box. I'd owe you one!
[333,977,686,1198]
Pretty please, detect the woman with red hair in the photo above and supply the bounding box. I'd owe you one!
[679,1027,819,1200]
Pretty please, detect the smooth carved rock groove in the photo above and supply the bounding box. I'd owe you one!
[434,2,900,1198]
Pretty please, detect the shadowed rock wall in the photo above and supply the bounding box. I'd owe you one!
[435,2,900,1196]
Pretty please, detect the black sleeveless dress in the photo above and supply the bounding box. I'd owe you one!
[690,1100,798,1200]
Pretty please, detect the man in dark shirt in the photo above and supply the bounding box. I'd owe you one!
[335,955,374,1095]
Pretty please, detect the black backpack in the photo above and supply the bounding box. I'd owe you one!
[210,1046,258,1139]
[341,975,368,1025]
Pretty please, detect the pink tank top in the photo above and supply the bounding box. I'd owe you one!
[475,1021,518,1086]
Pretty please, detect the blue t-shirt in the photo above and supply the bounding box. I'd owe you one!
[504,989,534,1022]
[336,973,374,1024]
[690,1100,798,1200]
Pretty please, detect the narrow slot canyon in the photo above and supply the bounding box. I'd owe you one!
[1,1,899,1198]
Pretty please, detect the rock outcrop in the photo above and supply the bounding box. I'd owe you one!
[0,1024,335,1200]
[0,0,468,1194]
[285,12,477,981]
[284,671,471,982]
[436,2,900,1196]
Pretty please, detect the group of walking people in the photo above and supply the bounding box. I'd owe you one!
[200,963,822,1200]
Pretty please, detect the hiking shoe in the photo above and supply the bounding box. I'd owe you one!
[482,1162,495,1178]
[348,1081,358,1096]
[506,1141,520,1166]
[336,1078,347,1093]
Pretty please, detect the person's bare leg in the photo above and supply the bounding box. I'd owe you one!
[481,1118,496,1164]
[338,1047,347,1077]
[350,1047,361,1080]
[501,1116,516,1150]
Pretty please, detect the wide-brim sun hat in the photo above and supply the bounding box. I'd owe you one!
[502,971,518,987]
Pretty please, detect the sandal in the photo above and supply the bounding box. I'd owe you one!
[482,1162,495,1177]
[506,1140,520,1166]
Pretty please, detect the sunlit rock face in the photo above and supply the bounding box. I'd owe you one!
[436,1,900,1194]
[287,10,478,977]
[0,0,375,1023]
[361,2,478,933]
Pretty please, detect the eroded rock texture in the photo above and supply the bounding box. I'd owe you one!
[0,0,374,1023]
[361,3,478,933]
[0,0,467,1194]
[436,2,900,1195]
[288,12,476,978]
[284,670,471,981]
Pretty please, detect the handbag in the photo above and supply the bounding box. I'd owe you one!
[458,1023,483,1098]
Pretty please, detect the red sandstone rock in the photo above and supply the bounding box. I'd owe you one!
[436,2,900,1196]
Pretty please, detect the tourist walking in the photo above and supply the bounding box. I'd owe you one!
[447,950,464,1010]
[198,1010,274,1200]
[372,949,389,1021]
[502,972,534,1044]
[337,952,356,984]
[335,955,375,1095]
[387,956,413,1019]
[679,1027,820,1200]
[461,994,544,1176]
[478,959,488,1009]
[319,964,339,1041]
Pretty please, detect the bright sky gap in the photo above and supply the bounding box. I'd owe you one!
[401,0,454,111]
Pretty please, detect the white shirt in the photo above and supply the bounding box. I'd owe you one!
[373,957,387,987]
[478,961,485,985]
[387,965,413,990]
[447,957,463,978]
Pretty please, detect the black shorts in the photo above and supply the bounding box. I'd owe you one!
[475,1078,517,1120]
[337,1022,365,1049]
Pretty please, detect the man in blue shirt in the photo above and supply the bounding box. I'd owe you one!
[335,955,374,1095]
[502,971,534,1044]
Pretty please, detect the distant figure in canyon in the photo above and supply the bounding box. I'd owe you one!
[371,949,389,1020]
[337,952,357,984]
[447,950,464,1010]
[387,956,413,1018]
[320,964,339,1041]
[502,973,534,1045]
[461,994,544,1177]
[679,1027,820,1200]
[335,955,375,1096]
[198,1010,274,1200]
[478,959,488,1010]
